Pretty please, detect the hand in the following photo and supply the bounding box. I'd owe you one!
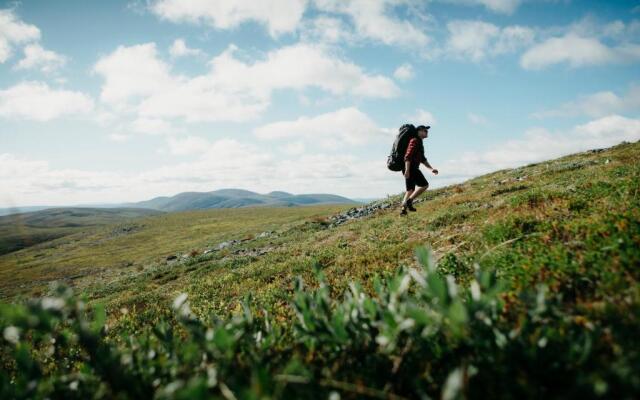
[432,168,439,175]
[404,170,411,179]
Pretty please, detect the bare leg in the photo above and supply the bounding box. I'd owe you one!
[402,190,414,206]
[409,185,427,201]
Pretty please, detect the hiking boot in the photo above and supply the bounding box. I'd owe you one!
[406,199,417,212]
[400,206,408,216]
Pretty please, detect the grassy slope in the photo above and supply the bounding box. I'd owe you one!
[0,207,162,256]
[2,142,638,338]
[101,141,639,334]
[0,205,350,299]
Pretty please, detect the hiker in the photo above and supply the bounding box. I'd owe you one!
[386,124,439,215]
[400,125,438,215]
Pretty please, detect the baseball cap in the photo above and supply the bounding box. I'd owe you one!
[416,125,431,131]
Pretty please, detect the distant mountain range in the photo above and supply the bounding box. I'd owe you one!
[0,189,359,216]
[124,189,358,212]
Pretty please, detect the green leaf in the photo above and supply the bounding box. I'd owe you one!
[415,246,436,273]
[448,300,468,328]
[427,273,447,305]
[91,304,106,334]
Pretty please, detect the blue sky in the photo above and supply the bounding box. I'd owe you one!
[1,0,639,207]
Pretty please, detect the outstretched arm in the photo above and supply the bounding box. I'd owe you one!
[422,159,438,175]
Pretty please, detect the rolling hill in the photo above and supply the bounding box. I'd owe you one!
[0,207,162,256]
[0,206,53,217]
[0,190,357,218]
[126,189,358,211]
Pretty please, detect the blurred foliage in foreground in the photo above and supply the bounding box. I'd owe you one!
[2,248,638,399]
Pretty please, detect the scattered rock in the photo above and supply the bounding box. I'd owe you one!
[217,241,237,250]
[214,236,269,252]
[110,224,142,237]
[328,201,394,227]
[498,175,527,185]
[231,247,274,257]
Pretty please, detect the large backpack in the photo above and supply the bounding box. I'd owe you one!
[387,124,417,171]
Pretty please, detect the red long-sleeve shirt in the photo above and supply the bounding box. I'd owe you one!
[404,137,426,167]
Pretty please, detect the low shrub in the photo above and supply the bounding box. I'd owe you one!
[1,248,638,399]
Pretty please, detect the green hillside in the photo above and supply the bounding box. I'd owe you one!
[0,207,162,256]
[0,205,350,299]
[1,141,638,399]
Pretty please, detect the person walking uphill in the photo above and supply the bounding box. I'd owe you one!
[386,124,439,215]
[401,125,438,215]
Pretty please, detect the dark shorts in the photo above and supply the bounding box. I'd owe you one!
[403,167,428,191]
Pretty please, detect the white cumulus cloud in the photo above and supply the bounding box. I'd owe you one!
[442,115,640,180]
[0,9,40,63]
[300,16,353,44]
[437,0,521,14]
[166,135,212,155]
[393,63,414,81]
[282,141,306,156]
[94,43,174,108]
[0,81,94,121]
[314,0,430,47]
[254,107,390,148]
[521,18,640,70]
[15,43,67,72]
[130,117,175,135]
[410,109,437,126]
[94,42,399,123]
[533,84,640,119]
[150,0,307,37]
[494,25,536,54]
[574,114,640,140]
[169,38,204,58]
[569,16,640,40]
[445,20,534,62]
[204,43,400,99]
[520,34,637,70]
